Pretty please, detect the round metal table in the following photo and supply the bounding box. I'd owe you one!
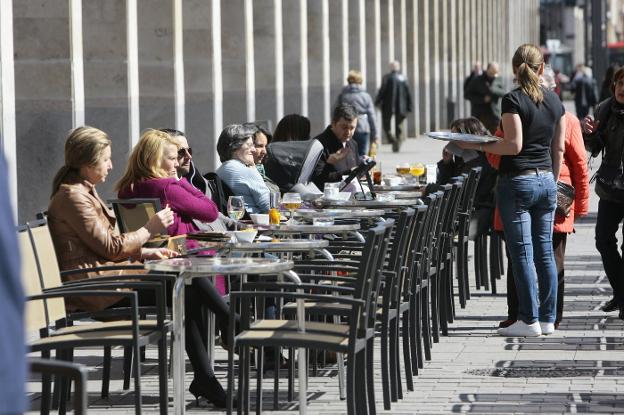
[144,257,307,415]
[264,222,364,242]
[294,208,384,219]
[322,198,421,209]
[373,184,423,191]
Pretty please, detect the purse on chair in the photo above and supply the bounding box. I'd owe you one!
[556,181,575,217]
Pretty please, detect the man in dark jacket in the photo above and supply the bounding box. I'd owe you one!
[311,104,360,190]
[571,64,597,119]
[465,62,505,134]
[375,61,412,152]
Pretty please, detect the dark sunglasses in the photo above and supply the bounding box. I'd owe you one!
[177,147,193,158]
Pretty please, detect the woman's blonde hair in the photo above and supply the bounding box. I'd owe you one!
[51,126,111,197]
[347,69,363,85]
[512,44,544,103]
[115,129,179,192]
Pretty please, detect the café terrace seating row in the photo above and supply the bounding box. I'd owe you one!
[20,167,485,415]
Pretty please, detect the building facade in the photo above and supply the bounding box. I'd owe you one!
[0,0,539,222]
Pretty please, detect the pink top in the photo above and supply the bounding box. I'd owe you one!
[119,177,219,236]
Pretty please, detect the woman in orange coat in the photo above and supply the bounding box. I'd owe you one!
[491,66,590,328]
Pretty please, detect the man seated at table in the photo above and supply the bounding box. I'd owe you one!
[161,128,234,231]
[311,104,361,190]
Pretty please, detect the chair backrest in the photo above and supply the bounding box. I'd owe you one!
[18,225,48,332]
[203,172,230,215]
[356,219,394,332]
[27,219,67,323]
[109,198,161,233]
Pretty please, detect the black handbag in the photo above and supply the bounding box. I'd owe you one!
[556,181,575,217]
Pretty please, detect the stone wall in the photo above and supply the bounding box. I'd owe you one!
[0,0,540,222]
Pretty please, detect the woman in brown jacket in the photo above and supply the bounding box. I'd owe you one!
[47,126,175,312]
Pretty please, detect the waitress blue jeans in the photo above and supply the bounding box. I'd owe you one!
[497,171,558,324]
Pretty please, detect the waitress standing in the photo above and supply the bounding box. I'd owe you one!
[459,43,566,337]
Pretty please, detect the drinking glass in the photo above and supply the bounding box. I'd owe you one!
[281,192,302,224]
[227,196,246,230]
[269,192,281,225]
[372,163,382,185]
[410,162,425,184]
[396,162,410,178]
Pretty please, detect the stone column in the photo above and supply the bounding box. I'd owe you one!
[253,0,277,130]
[307,0,325,131]
[182,0,215,172]
[282,0,302,117]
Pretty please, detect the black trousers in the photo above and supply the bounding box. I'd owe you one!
[506,232,567,323]
[595,198,624,303]
[117,276,231,381]
[381,112,406,143]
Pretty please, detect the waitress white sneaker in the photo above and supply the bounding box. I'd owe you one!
[539,322,555,335]
[497,320,542,337]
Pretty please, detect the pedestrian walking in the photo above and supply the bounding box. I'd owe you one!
[375,61,412,152]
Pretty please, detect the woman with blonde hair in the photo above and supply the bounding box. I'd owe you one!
[47,126,175,312]
[117,129,233,407]
[459,44,566,337]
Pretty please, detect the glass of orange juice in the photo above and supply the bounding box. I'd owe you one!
[269,192,281,225]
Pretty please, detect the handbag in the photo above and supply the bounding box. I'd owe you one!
[556,181,575,217]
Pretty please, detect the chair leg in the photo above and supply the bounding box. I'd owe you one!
[463,241,471,300]
[401,309,415,389]
[380,318,391,409]
[421,287,432,361]
[439,266,449,336]
[480,236,490,291]
[346,348,357,415]
[356,348,368,415]
[366,340,377,415]
[132,341,142,415]
[157,336,168,415]
[101,346,111,398]
[287,347,294,402]
[237,346,245,415]
[227,343,236,414]
[122,346,132,390]
[456,240,467,308]
[255,347,264,415]
[431,271,440,343]
[272,346,279,410]
[390,316,402,400]
[40,351,52,415]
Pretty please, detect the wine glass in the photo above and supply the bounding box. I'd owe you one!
[281,192,302,224]
[395,162,410,181]
[227,196,246,231]
[410,162,425,184]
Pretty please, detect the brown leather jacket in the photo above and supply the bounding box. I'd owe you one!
[47,179,148,311]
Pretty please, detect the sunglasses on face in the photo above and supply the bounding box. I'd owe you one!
[177,147,193,158]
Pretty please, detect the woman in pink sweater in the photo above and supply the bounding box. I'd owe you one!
[116,129,233,408]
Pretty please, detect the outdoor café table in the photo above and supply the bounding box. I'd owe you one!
[224,238,332,259]
[322,198,421,209]
[381,190,422,199]
[264,222,364,242]
[144,256,307,415]
[294,208,385,220]
[373,183,423,192]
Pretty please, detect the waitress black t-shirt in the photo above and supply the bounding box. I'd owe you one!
[499,87,565,174]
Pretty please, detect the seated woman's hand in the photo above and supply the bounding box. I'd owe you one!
[141,247,180,260]
[144,207,175,236]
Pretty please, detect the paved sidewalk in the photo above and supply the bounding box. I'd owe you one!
[28,137,624,414]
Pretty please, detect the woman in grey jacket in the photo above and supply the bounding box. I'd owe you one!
[334,70,378,157]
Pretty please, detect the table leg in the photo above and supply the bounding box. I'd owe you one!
[283,270,306,415]
[172,276,186,415]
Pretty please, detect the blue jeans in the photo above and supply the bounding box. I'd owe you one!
[352,131,370,158]
[497,172,558,324]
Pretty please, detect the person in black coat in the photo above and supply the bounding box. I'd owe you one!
[311,104,360,190]
[465,62,506,134]
[375,61,412,152]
